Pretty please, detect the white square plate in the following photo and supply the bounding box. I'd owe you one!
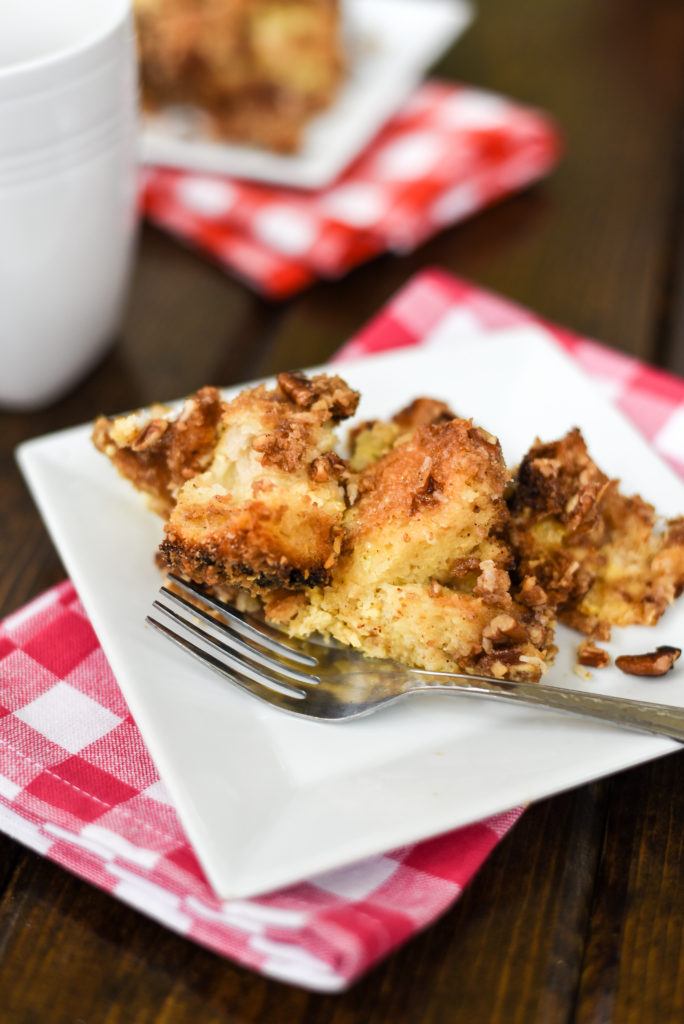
[17,329,684,899]
[139,0,474,188]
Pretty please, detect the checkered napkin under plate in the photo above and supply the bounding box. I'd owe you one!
[3,270,684,991]
[142,80,561,298]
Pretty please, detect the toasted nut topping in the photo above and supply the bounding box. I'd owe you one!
[482,614,528,646]
[471,426,498,446]
[615,646,681,677]
[309,452,348,483]
[277,372,360,419]
[131,419,169,451]
[577,640,610,669]
[277,372,319,407]
[519,575,548,607]
[565,493,580,514]
[473,560,512,607]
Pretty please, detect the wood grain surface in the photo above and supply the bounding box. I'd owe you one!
[2,0,684,1020]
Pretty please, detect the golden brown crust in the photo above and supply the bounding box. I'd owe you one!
[92,373,358,595]
[161,497,342,591]
[349,419,508,549]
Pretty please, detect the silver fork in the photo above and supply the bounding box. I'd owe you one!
[146,575,684,740]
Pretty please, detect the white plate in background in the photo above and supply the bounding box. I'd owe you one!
[140,0,474,188]
[17,330,684,899]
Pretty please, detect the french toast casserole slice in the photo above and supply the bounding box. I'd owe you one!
[93,372,684,683]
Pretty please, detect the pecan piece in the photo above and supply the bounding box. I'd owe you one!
[473,560,512,608]
[309,452,348,483]
[615,646,681,677]
[130,418,169,451]
[577,639,610,669]
[277,372,359,419]
[482,614,528,646]
[392,397,455,430]
[518,575,548,608]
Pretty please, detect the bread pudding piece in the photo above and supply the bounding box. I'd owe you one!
[93,372,359,595]
[272,417,554,681]
[135,0,345,152]
[508,428,684,637]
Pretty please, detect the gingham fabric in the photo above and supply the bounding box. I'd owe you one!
[4,270,684,992]
[142,80,561,298]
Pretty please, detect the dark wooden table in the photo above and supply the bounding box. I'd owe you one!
[3,0,684,1020]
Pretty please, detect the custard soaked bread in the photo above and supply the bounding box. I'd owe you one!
[274,415,554,681]
[93,372,684,682]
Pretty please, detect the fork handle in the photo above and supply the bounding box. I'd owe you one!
[410,674,684,742]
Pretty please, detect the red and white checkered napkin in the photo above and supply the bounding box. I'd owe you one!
[142,80,561,298]
[4,271,684,992]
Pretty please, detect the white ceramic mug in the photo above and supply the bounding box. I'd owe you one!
[0,0,138,409]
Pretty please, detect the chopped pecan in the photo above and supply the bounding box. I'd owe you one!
[615,646,681,677]
[482,614,528,646]
[277,372,320,407]
[309,452,349,483]
[130,418,169,451]
[473,560,512,607]
[277,372,359,419]
[577,639,610,669]
[392,397,455,430]
[469,426,499,448]
[410,459,443,513]
[535,457,561,479]
[518,575,548,607]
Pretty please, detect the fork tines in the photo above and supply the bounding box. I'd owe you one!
[146,575,320,704]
